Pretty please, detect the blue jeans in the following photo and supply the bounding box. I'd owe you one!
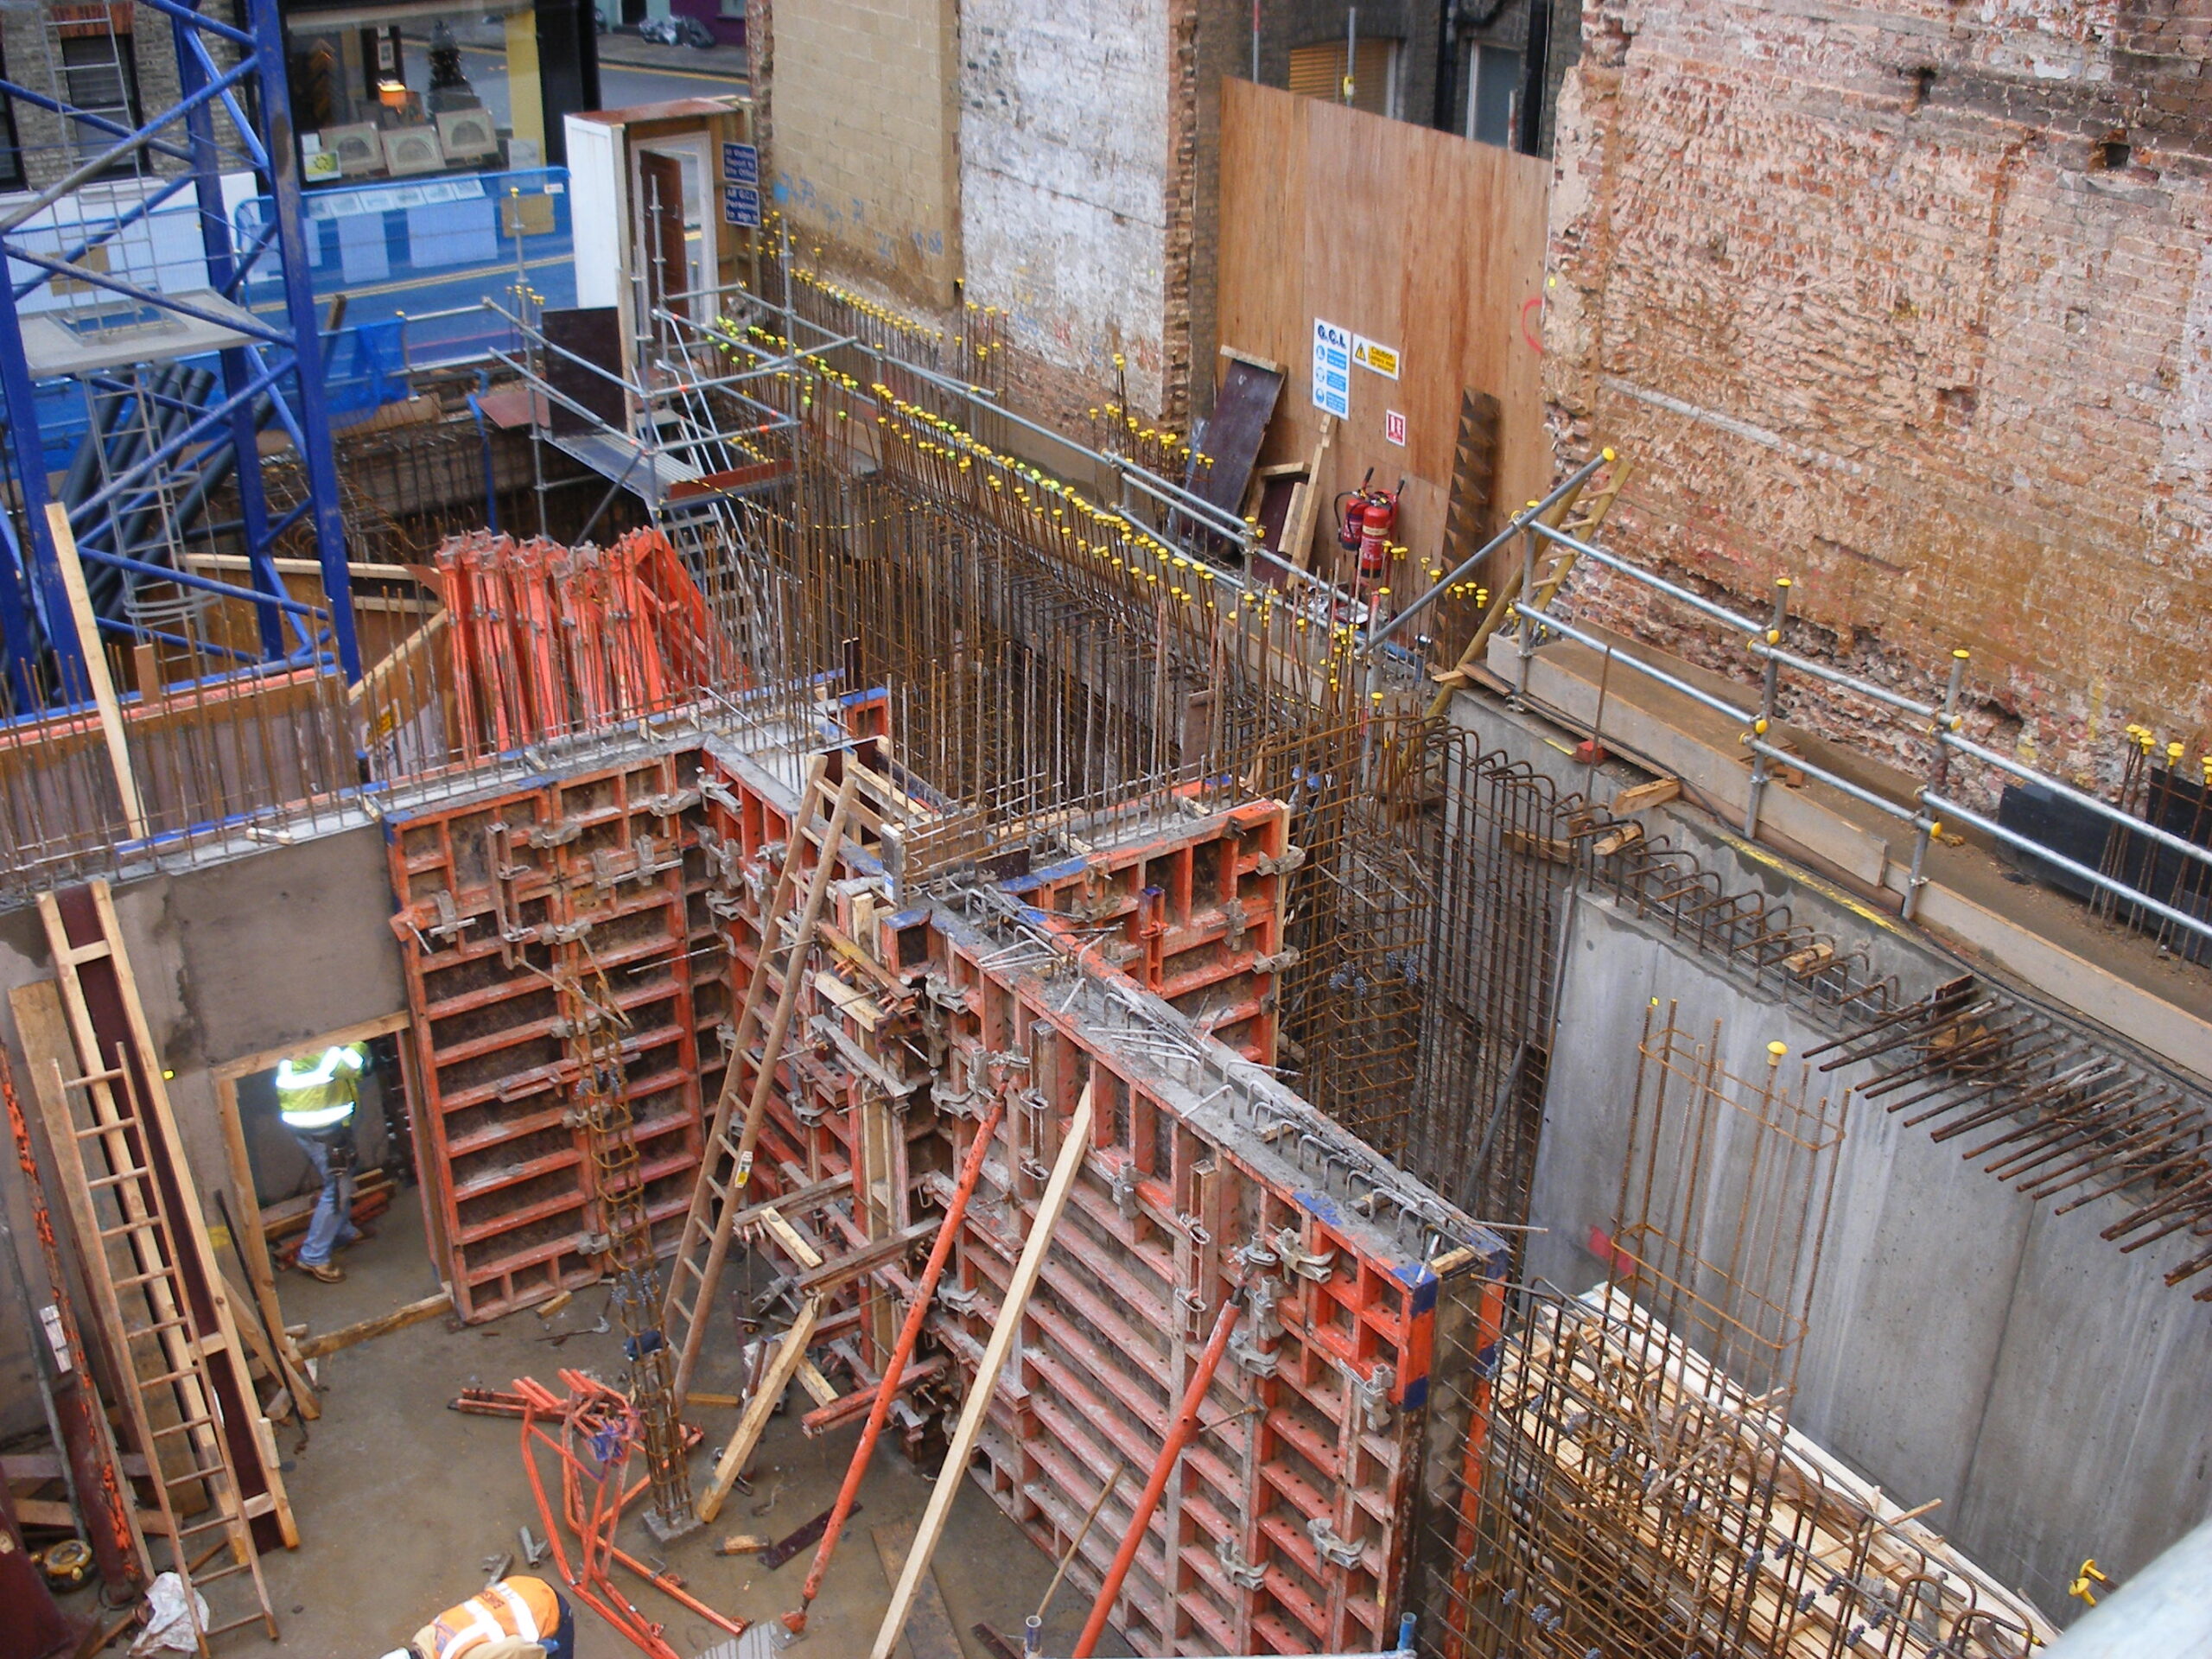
[289,1127,358,1268]
[543,1588,574,1659]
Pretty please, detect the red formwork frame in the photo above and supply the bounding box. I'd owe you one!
[385,750,724,1321]
[1000,788,1293,1068]
[692,736,1504,1655]
[921,906,1478,1656]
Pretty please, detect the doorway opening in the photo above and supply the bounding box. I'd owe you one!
[213,1012,445,1344]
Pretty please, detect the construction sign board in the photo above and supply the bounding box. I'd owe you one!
[1313,319,1352,418]
[1354,334,1402,378]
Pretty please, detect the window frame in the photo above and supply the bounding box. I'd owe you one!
[1467,42,1521,150]
[58,27,146,181]
[0,36,28,193]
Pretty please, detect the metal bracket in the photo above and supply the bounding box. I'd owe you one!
[1215,1536,1268,1591]
[743,861,775,905]
[1251,946,1300,974]
[1245,1273,1284,1343]
[1254,844,1306,876]
[634,831,682,880]
[1229,1335,1279,1377]
[644,787,702,817]
[543,918,595,945]
[1109,1160,1141,1221]
[937,1283,982,1316]
[1306,1516,1363,1570]
[1274,1227,1335,1281]
[1353,1363,1395,1433]
[526,818,582,849]
[427,889,474,944]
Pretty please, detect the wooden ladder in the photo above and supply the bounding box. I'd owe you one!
[664,760,860,1414]
[32,887,282,1651]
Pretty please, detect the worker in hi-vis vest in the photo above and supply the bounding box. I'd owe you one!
[380,1574,573,1659]
[276,1042,369,1284]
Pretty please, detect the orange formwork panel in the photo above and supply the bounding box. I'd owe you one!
[432,529,738,763]
[385,750,723,1321]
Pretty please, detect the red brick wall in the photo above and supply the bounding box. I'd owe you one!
[1543,0,2212,787]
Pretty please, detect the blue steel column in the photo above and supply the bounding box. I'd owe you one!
[0,497,42,709]
[243,0,359,680]
[173,6,283,658]
[0,274,82,704]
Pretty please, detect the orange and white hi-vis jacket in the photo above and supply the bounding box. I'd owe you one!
[410,1576,563,1659]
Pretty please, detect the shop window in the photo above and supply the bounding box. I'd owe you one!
[287,6,555,184]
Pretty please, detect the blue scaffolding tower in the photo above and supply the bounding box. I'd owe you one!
[0,0,355,714]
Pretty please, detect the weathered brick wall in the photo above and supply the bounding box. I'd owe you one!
[958,0,1177,422]
[761,0,962,309]
[1544,0,2212,788]
[3,6,188,192]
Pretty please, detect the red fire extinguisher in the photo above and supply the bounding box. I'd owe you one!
[1335,470,1404,585]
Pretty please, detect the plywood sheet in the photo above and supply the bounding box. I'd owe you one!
[1217,80,1549,596]
[1188,353,1284,518]
[541,306,626,437]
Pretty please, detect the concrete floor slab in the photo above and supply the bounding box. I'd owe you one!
[122,1208,1135,1659]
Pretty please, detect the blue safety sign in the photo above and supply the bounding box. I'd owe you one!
[1312,318,1352,419]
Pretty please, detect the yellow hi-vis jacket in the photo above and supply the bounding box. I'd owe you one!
[274,1044,365,1131]
[410,1576,561,1659]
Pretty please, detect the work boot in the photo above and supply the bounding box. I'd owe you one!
[301,1260,345,1284]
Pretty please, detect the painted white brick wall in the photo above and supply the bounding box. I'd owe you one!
[959,1,1173,412]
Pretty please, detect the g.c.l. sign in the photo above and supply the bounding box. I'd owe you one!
[1312,319,1352,419]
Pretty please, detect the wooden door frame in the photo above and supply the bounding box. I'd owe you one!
[209,1010,431,1346]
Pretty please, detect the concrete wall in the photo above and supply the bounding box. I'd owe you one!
[0,826,408,1444]
[765,0,963,308]
[1529,890,2212,1623]
[1541,0,2212,785]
